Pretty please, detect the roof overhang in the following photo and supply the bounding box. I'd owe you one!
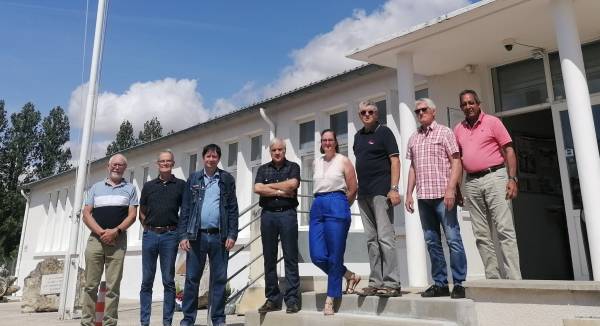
[348,0,600,75]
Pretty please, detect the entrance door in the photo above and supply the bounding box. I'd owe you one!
[552,101,600,280]
[502,109,573,280]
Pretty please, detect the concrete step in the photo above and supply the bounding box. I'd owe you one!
[299,291,477,326]
[564,318,600,326]
[245,310,458,326]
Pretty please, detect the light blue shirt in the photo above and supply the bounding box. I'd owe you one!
[200,170,220,229]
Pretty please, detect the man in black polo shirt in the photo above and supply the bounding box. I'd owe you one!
[353,100,402,297]
[139,150,185,326]
[254,138,301,314]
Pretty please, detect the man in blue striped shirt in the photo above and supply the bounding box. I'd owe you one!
[81,153,138,326]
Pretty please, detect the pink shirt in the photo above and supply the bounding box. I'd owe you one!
[407,121,459,199]
[453,112,512,173]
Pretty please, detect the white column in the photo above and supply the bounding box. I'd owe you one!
[396,53,428,287]
[552,0,600,280]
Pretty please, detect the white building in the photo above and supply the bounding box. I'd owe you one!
[15,0,600,301]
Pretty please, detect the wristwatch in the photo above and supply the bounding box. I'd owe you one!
[508,176,518,182]
[117,227,123,234]
[390,185,399,192]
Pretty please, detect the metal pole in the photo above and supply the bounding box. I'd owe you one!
[58,0,108,319]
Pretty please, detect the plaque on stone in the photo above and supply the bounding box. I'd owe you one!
[40,274,63,295]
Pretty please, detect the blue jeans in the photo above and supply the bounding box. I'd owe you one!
[309,192,351,298]
[180,233,228,326]
[417,198,467,286]
[140,230,178,326]
[260,208,299,306]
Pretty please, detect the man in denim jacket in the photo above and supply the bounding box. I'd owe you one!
[178,144,239,326]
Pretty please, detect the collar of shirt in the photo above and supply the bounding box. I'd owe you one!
[462,111,486,129]
[104,178,127,188]
[267,159,289,170]
[155,174,176,184]
[419,120,438,134]
[359,122,381,134]
[201,169,220,183]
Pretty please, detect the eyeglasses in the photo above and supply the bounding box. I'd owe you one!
[157,160,173,165]
[460,100,477,107]
[110,163,126,168]
[359,110,376,116]
[321,139,336,143]
[414,107,429,114]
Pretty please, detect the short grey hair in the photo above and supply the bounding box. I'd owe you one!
[269,137,286,150]
[415,98,437,111]
[358,100,378,111]
[157,149,175,161]
[108,153,128,166]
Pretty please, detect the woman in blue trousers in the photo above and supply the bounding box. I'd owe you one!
[309,129,360,315]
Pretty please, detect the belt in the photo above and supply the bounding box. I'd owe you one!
[144,225,177,233]
[467,164,505,179]
[263,207,295,212]
[200,228,219,235]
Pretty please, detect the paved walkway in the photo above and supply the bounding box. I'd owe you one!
[0,299,245,326]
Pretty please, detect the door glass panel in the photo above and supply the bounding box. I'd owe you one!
[559,105,600,209]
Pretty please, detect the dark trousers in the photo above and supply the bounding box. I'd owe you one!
[180,233,228,326]
[260,208,300,306]
[309,192,351,298]
[140,229,179,326]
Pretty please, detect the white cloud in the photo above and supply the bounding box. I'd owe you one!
[224,0,471,106]
[69,78,208,138]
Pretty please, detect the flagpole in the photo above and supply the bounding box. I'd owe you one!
[58,0,108,319]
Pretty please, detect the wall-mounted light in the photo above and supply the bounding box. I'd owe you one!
[464,64,476,74]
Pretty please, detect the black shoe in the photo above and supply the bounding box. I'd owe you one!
[258,300,282,313]
[286,303,300,313]
[421,284,450,297]
[451,284,465,299]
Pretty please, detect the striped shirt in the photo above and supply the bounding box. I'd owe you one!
[85,178,138,229]
[407,121,459,199]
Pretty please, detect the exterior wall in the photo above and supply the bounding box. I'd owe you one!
[17,66,489,299]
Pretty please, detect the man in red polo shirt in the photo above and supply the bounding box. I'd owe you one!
[454,89,521,280]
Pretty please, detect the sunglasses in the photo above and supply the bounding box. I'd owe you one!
[359,110,376,116]
[414,107,429,114]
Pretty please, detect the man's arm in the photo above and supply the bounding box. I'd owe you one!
[139,206,147,226]
[82,205,104,236]
[342,157,357,206]
[387,155,401,206]
[502,144,518,199]
[444,153,463,210]
[405,162,417,213]
[225,176,239,250]
[100,206,137,244]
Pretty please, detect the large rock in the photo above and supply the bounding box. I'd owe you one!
[21,258,84,313]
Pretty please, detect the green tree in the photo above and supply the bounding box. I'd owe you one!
[137,117,163,143]
[106,120,138,155]
[36,106,72,179]
[0,102,41,264]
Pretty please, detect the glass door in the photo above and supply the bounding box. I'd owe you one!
[552,99,600,280]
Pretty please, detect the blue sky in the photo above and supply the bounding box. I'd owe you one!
[0,0,473,157]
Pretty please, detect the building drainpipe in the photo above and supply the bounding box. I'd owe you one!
[15,189,31,289]
[259,107,276,140]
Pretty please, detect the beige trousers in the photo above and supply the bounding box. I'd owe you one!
[464,167,522,280]
[80,233,127,326]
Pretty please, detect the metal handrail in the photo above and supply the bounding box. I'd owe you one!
[228,233,262,260]
[226,257,283,304]
[238,201,260,219]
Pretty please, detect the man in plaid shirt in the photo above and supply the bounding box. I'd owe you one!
[405,98,467,299]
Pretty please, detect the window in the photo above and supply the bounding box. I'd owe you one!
[375,99,387,124]
[227,142,238,167]
[143,167,150,183]
[129,170,134,183]
[415,88,429,100]
[188,153,197,177]
[492,58,548,111]
[251,135,262,162]
[550,40,600,99]
[330,111,348,142]
[300,155,314,226]
[299,120,315,152]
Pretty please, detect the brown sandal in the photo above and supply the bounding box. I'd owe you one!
[323,299,335,316]
[376,287,401,297]
[357,286,379,296]
[344,273,361,294]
